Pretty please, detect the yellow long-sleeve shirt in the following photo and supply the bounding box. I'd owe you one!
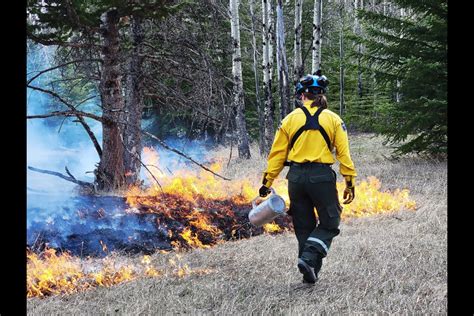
[263,100,357,187]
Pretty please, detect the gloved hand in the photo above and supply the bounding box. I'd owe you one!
[259,185,271,197]
[343,176,355,204]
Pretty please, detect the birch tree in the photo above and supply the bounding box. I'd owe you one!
[262,0,275,154]
[396,6,405,103]
[338,1,345,116]
[276,0,291,120]
[293,0,304,84]
[249,0,265,155]
[354,0,363,97]
[268,0,275,83]
[230,0,251,159]
[311,0,323,73]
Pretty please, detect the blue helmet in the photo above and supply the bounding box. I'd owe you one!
[295,72,329,97]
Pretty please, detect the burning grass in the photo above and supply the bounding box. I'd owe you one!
[28,140,420,299]
[27,134,446,314]
[27,248,214,298]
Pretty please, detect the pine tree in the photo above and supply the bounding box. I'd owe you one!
[358,0,447,156]
[27,0,178,190]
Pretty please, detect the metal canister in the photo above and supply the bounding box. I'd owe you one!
[248,188,286,227]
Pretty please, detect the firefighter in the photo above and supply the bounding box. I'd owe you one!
[259,72,357,284]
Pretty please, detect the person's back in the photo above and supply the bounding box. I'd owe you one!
[259,72,356,284]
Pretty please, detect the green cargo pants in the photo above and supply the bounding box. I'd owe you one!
[287,163,342,267]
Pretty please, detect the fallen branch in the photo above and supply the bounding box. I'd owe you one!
[28,166,95,190]
[142,131,231,181]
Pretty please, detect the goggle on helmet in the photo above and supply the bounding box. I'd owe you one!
[295,73,329,97]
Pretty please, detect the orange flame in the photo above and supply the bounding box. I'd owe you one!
[269,176,416,218]
[126,148,255,205]
[27,248,138,298]
[129,148,416,219]
[27,249,213,298]
[29,148,417,298]
[186,209,222,235]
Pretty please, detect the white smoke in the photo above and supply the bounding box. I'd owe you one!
[27,44,101,230]
[26,43,216,254]
[27,44,100,192]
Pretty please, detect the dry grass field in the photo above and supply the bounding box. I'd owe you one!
[27,133,447,314]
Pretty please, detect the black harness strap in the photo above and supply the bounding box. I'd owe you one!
[289,106,332,151]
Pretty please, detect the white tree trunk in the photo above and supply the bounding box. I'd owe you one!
[396,6,405,103]
[311,0,323,73]
[276,0,291,120]
[230,0,251,158]
[262,0,275,154]
[249,0,265,155]
[354,0,363,97]
[339,1,345,116]
[293,0,304,84]
[262,0,270,88]
[268,0,275,82]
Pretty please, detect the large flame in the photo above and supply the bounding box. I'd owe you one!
[270,176,417,218]
[129,147,416,253]
[28,147,417,298]
[128,147,255,204]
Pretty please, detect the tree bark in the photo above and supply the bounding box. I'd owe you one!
[268,0,275,84]
[262,0,275,154]
[293,0,304,85]
[354,0,363,97]
[230,0,251,159]
[396,7,405,103]
[249,0,265,156]
[339,2,345,116]
[123,12,145,186]
[96,9,126,191]
[276,0,290,121]
[311,0,323,73]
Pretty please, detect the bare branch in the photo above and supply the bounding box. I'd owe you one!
[145,93,221,123]
[142,131,231,181]
[117,132,164,193]
[27,59,102,85]
[138,160,164,193]
[27,110,103,122]
[27,31,100,48]
[65,166,76,180]
[27,85,103,157]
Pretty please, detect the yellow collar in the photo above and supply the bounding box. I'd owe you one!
[302,99,318,110]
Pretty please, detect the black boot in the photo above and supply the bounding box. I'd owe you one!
[313,254,323,279]
[297,258,317,284]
